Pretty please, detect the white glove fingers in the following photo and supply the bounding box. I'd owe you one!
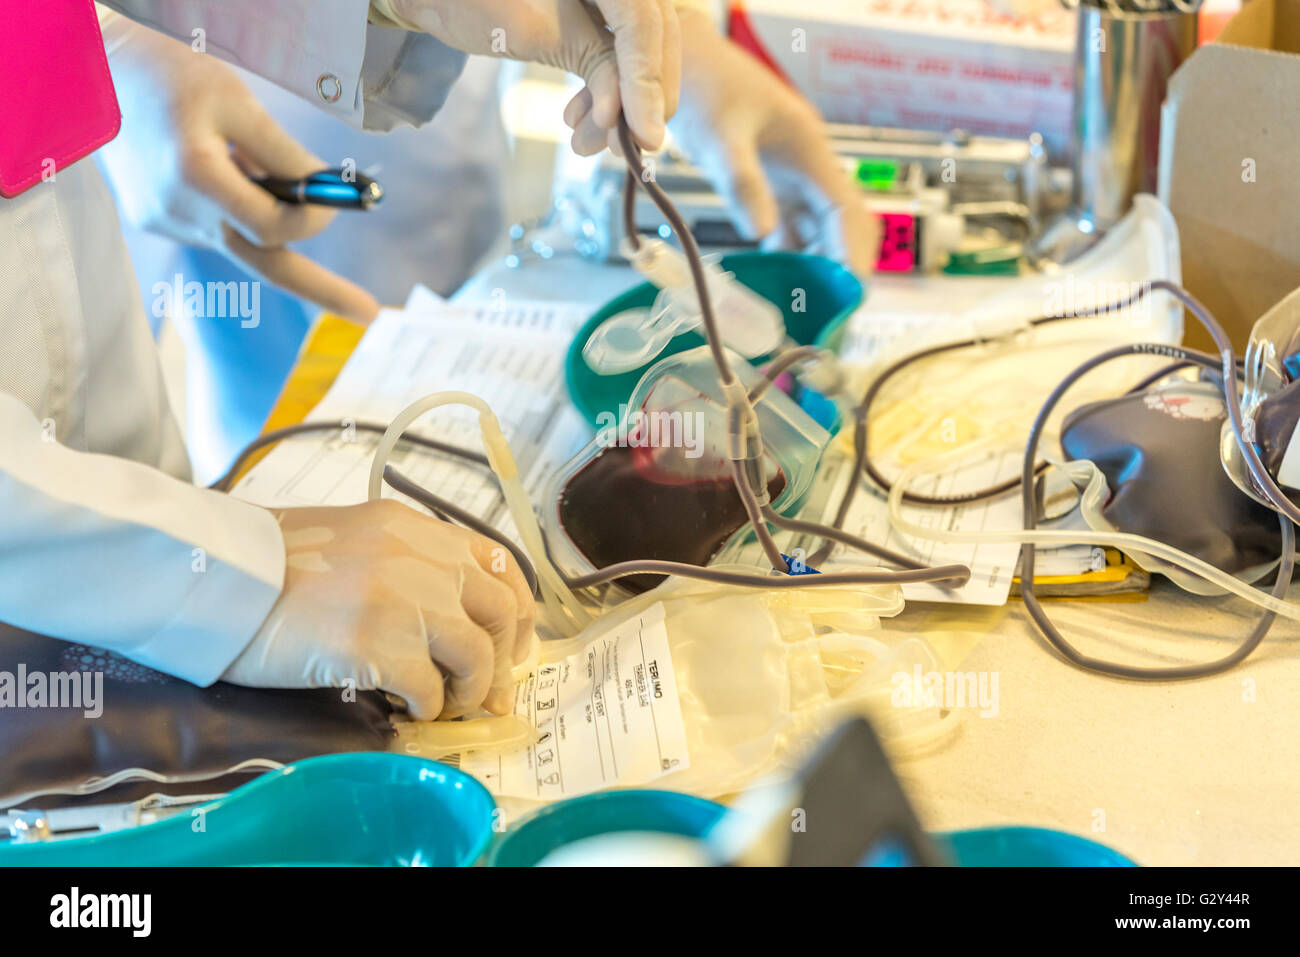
[782,145,880,276]
[419,605,495,718]
[760,103,878,271]
[583,53,624,133]
[463,537,537,667]
[379,648,446,721]
[221,226,381,324]
[823,198,880,277]
[572,108,611,156]
[196,146,335,248]
[457,567,517,695]
[564,87,594,129]
[714,140,780,240]
[223,99,324,180]
[658,0,681,122]
[592,0,666,148]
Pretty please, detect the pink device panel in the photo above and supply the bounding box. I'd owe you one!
[876,212,918,273]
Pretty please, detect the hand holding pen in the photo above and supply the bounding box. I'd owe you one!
[99,13,384,324]
[252,168,385,210]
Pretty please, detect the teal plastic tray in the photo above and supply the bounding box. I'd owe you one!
[0,753,496,867]
[0,762,1134,867]
[485,791,1136,867]
[939,826,1136,867]
[565,251,864,429]
[487,790,727,867]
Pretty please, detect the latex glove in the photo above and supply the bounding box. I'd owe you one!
[596,15,879,276]
[222,501,536,720]
[385,0,680,150]
[98,16,380,325]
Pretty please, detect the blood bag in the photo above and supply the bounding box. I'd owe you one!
[545,346,832,592]
[407,577,961,809]
[1229,287,1300,500]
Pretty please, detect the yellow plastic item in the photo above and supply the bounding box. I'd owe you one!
[228,313,366,486]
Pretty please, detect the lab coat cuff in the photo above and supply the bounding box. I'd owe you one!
[132,501,286,687]
[356,29,468,132]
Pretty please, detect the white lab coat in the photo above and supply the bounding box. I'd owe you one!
[0,2,465,684]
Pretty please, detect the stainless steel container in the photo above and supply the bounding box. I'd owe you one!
[1033,0,1199,264]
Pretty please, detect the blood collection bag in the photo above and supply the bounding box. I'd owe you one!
[412,577,961,810]
[1228,287,1300,499]
[546,347,832,592]
[1063,378,1283,594]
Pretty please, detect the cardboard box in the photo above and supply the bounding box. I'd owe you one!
[1159,0,1300,350]
[728,0,1076,157]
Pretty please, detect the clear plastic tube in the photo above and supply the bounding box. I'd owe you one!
[366,391,591,633]
[885,437,1300,622]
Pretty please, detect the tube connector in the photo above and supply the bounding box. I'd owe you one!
[724,381,763,463]
[743,458,770,507]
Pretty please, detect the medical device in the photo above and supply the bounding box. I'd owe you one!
[1060,378,1283,594]
[550,346,831,594]
[219,22,1267,688]
[846,278,1300,680]
[462,581,960,806]
[355,102,975,639]
[554,123,1051,272]
[218,150,1285,685]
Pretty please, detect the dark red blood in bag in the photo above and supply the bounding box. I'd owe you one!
[558,444,786,594]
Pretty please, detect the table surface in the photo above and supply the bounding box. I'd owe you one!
[442,251,1300,865]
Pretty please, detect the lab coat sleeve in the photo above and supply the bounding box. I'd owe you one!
[97,1,467,132]
[0,394,286,687]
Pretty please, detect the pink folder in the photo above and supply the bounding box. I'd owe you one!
[0,0,121,198]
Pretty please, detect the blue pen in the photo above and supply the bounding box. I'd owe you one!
[253,167,384,210]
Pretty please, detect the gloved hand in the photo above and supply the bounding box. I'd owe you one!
[222,501,536,720]
[97,15,380,324]
[566,12,878,275]
[382,0,680,150]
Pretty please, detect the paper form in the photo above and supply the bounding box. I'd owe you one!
[233,300,594,548]
[816,448,1025,606]
[460,603,690,800]
[839,308,959,364]
[1025,544,1106,578]
[836,274,1022,365]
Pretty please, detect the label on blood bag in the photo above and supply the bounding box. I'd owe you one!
[460,603,690,801]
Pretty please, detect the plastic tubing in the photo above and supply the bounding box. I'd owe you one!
[884,436,1300,622]
[367,390,591,631]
